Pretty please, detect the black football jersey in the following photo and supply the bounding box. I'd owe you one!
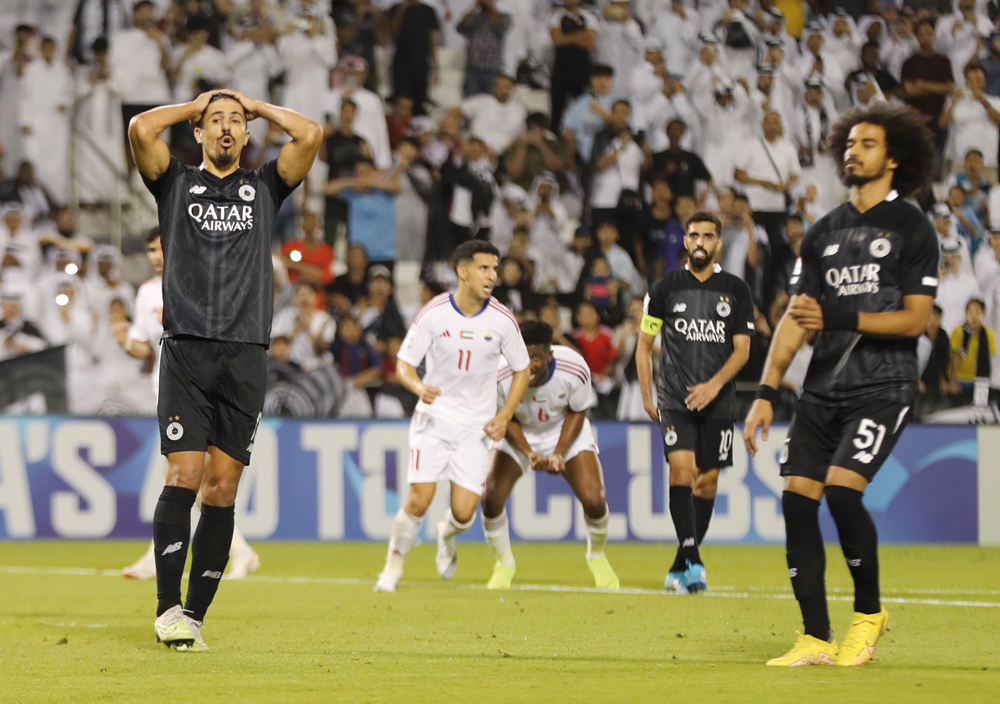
[643,265,755,419]
[790,192,939,407]
[142,157,297,345]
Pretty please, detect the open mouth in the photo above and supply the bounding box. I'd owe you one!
[220,135,234,149]
[483,283,494,295]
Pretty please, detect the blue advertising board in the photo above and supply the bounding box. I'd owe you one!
[0,417,983,544]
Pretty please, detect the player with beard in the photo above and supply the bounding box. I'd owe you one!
[744,103,938,667]
[129,90,322,650]
[636,212,754,594]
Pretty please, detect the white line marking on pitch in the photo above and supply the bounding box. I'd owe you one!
[2,565,999,608]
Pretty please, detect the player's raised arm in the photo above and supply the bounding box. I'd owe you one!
[743,312,808,456]
[229,92,323,187]
[128,90,221,180]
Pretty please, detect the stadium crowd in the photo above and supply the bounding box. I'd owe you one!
[2,0,1000,420]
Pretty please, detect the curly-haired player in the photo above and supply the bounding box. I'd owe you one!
[745,103,939,667]
[481,320,619,590]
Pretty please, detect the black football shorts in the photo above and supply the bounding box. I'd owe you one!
[157,335,267,465]
[659,408,736,470]
[780,398,911,483]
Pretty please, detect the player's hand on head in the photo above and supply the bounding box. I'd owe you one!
[190,89,224,124]
[419,383,441,404]
[743,399,773,457]
[229,91,260,120]
[788,294,824,330]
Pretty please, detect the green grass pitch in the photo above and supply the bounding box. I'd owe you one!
[0,542,997,703]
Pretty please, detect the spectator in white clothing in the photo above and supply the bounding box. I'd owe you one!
[596,0,644,96]
[937,239,983,335]
[110,0,172,162]
[589,99,647,268]
[734,110,800,263]
[271,282,337,372]
[171,15,230,102]
[18,37,73,202]
[935,1,992,88]
[939,65,1000,171]
[450,73,527,155]
[279,2,338,125]
[327,56,393,169]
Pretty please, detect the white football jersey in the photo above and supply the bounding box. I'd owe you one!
[498,345,595,436]
[128,276,163,396]
[399,293,530,432]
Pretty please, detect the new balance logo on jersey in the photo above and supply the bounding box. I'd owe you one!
[853,450,874,464]
[162,541,183,556]
[672,302,687,313]
[189,185,207,195]
[201,570,223,579]
[826,264,881,296]
[674,318,726,342]
[187,203,255,232]
[823,245,840,257]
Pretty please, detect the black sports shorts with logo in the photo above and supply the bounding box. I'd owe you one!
[659,408,736,470]
[779,398,911,482]
[157,336,267,465]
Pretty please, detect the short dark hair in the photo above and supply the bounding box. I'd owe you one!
[15,24,36,34]
[520,320,553,348]
[967,298,986,312]
[145,226,161,244]
[685,211,722,235]
[451,240,500,271]
[915,18,935,34]
[932,303,943,315]
[355,156,376,169]
[825,102,937,198]
[295,281,317,294]
[133,0,155,11]
[197,92,245,127]
[862,41,880,53]
[965,148,984,160]
[667,118,686,131]
[526,112,550,131]
[612,99,631,112]
[590,64,614,78]
[341,98,358,111]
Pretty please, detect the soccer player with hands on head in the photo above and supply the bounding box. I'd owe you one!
[129,87,322,650]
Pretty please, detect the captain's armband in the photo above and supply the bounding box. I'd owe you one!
[640,314,663,335]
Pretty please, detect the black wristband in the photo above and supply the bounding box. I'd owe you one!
[755,385,778,403]
[821,305,859,332]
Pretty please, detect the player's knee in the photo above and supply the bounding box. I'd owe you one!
[166,462,203,491]
[580,494,607,520]
[404,486,434,518]
[824,485,865,519]
[200,475,239,505]
[452,507,477,525]
[694,472,719,499]
[481,492,504,520]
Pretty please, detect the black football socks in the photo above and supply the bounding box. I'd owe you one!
[669,485,702,572]
[826,486,881,615]
[782,491,831,641]
[693,496,716,545]
[184,503,235,623]
[153,486,196,617]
